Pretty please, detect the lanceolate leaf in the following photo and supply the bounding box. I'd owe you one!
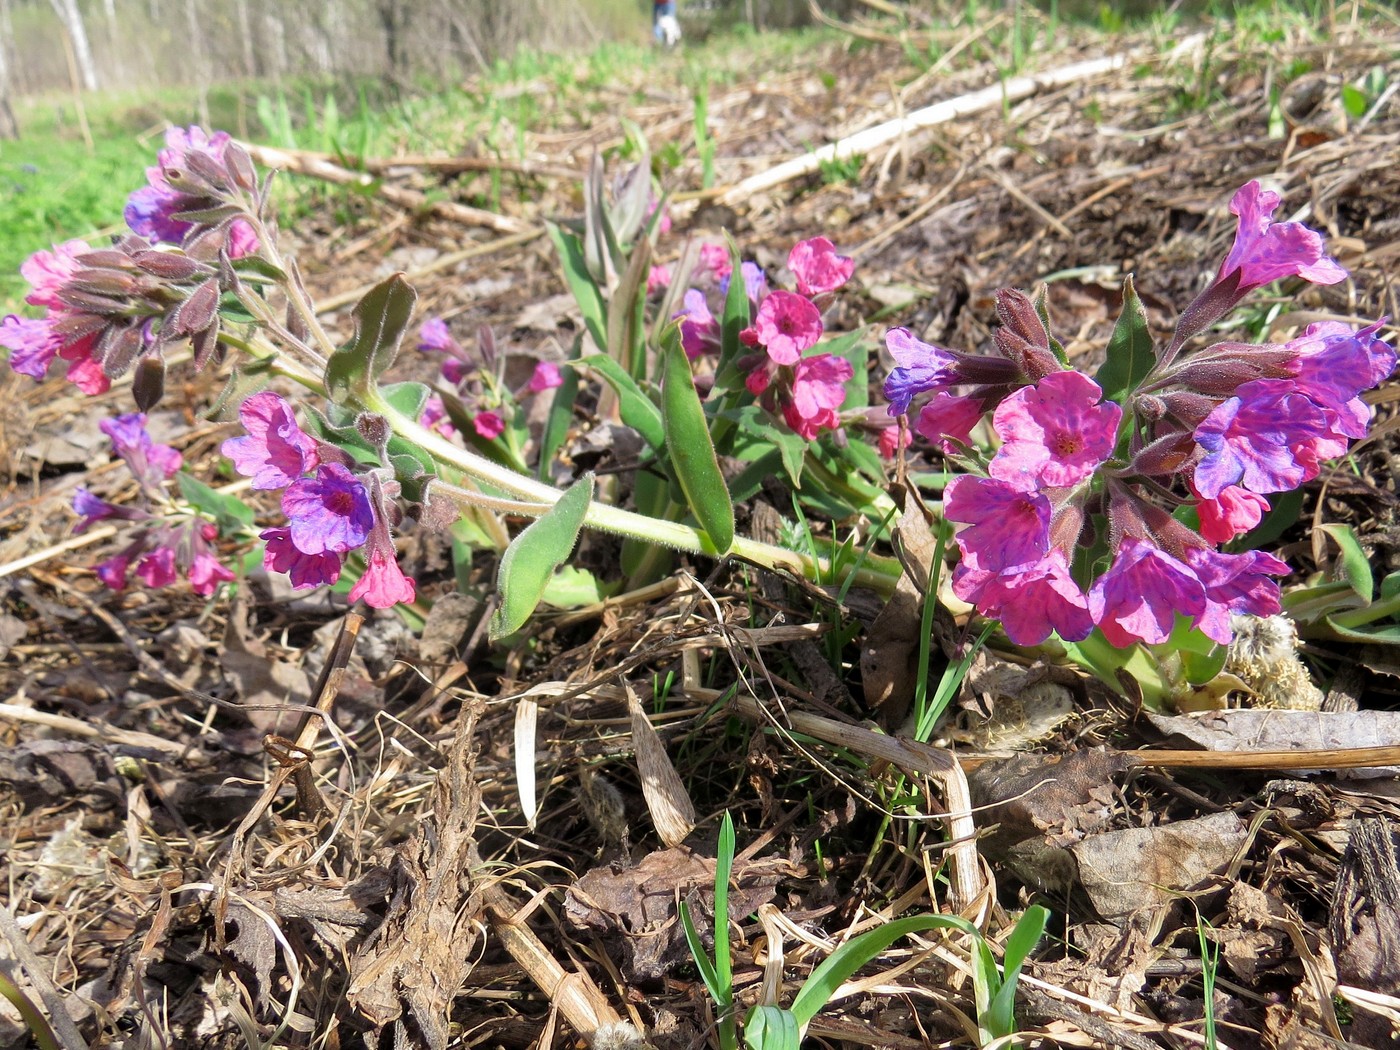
[489,474,595,639]
[661,329,734,554]
[716,234,752,375]
[325,273,417,403]
[1095,274,1155,403]
[545,221,608,352]
[538,360,580,481]
[575,355,664,450]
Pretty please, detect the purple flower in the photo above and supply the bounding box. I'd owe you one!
[72,487,144,532]
[100,413,183,486]
[953,550,1092,645]
[1285,319,1396,439]
[417,317,455,353]
[1,315,61,379]
[884,328,961,416]
[676,289,721,359]
[989,370,1121,491]
[94,552,133,590]
[747,290,822,366]
[943,475,1051,572]
[788,237,854,297]
[721,261,766,303]
[914,392,984,453]
[261,526,342,588]
[783,353,852,440]
[221,392,320,490]
[1183,548,1288,644]
[1220,181,1347,292]
[124,126,256,251]
[1088,538,1205,647]
[282,463,374,555]
[1192,378,1329,498]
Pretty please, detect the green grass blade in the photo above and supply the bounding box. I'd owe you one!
[985,905,1049,1039]
[743,1005,800,1050]
[789,915,977,1027]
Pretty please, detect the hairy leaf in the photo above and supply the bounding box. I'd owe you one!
[324,273,417,403]
[661,329,733,554]
[1095,275,1155,403]
[489,475,594,638]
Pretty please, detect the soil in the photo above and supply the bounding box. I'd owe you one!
[2,10,1400,1050]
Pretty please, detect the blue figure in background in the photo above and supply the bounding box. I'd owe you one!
[654,0,681,46]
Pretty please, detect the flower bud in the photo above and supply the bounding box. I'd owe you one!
[1157,391,1218,428]
[99,322,144,379]
[133,250,210,281]
[1130,432,1196,477]
[993,288,1061,381]
[132,355,166,411]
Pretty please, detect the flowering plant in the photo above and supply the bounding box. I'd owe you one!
[886,180,1393,701]
[2,124,1391,709]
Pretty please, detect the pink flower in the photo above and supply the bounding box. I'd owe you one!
[473,412,505,440]
[1220,181,1347,292]
[135,546,178,589]
[914,392,984,453]
[261,526,342,588]
[943,475,1050,572]
[953,550,1092,645]
[1088,538,1205,647]
[227,220,260,259]
[94,552,133,591]
[527,361,563,393]
[989,370,1121,491]
[1183,548,1288,644]
[62,348,111,395]
[348,545,417,608]
[188,551,235,595]
[1192,483,1269,544]
[700,242,731,280]
[221,392,320,490]
[647,264,672,295]
[788,237,854,297]
[20,240,90,311]
[877,426,909,459]
[418,317,455,352]
[748,290,821,366]
[783,353,852,440]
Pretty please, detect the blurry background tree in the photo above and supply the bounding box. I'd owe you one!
[2,0,860,99]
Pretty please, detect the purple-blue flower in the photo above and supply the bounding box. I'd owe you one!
[0,315,61,379]
[260,526,342,588]
[884,327,961,416]
[1192,379,1331,498]
[100,413,183,487]
[281,463,374,555]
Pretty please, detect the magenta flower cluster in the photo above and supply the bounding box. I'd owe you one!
[125,126,259,258]
[891,181,1395,648]
[416,317,562,441]
[222,393,416,608]
[74,414,235,596]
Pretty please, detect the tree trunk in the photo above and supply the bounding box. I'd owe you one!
[47,0,99,90]
[0,0,17,138]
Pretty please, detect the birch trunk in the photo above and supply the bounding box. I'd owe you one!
[47,0,99,90]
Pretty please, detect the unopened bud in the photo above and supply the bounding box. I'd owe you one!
[184,225,230,262]
[1158,391,1219,428]
[134,251,209,281]
[99,322,144,379]
[170,280,220,337]
[356,412,390,454]
[132,355,166,411]
[173,149,232,194]
[191,316,223,371]
[1131,432,1196,477]
[75,249,138,270]
[224,141,258,192]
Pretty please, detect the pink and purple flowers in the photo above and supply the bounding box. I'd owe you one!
[890,180,1395,649]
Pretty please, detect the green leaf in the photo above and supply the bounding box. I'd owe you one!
[1318,522,1374,603]
[379,380,432,421]
[1237,487,1303,547]
[575,355,664,451]
[540,565,608,608]
[716,234,752,375]
[607,233,652,378]
[1341,83,1368,119]
[715,813,735,992]
[743,1006,800,1050]
[177,473,254,534]
[538,360,580,481]
[984,905,1049,1039]
[546,221,608,352]
[1030,284,1069,366]
[661,330,733,554]
[680,901,726,1007]
[324,273,417,404]
[790,914,977,1027]
[1094,275,1155,403]
[489,475,594,639]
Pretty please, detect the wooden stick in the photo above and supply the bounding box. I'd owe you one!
[240,142,530,235]
[717,53,1127,207]
[238,142,582,182]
